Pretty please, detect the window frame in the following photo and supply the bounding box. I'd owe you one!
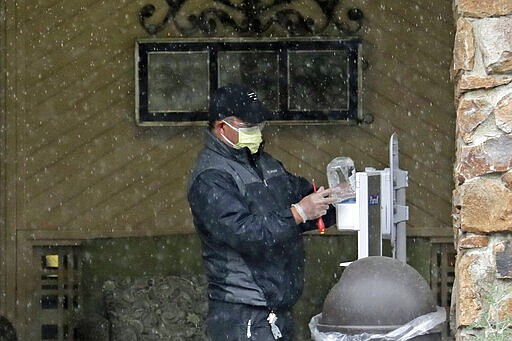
[135,38,362,126]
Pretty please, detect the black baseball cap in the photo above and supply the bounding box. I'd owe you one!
[208,84,273,124]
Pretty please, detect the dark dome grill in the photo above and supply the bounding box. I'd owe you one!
[318,256,441,340]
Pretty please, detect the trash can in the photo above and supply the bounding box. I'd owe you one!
[312,256,444,340]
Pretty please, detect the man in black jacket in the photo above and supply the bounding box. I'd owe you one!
[188,84,343,340]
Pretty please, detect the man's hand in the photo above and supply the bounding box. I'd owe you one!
[295,186,340,221]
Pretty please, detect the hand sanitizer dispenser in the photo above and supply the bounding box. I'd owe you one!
[327,157,357,230]
[329,134,409,263]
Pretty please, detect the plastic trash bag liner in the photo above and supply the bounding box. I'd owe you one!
[310,306,446,341]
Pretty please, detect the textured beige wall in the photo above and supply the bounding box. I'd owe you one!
[4,0,454,236]
[452,0,512,339]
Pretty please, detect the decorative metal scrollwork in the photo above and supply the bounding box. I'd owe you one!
[139,0,364,36]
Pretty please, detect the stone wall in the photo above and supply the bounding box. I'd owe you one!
[452,0,512,339]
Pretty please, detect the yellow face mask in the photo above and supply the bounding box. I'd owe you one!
[221,120,263,154]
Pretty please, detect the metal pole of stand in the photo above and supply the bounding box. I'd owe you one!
[390,133,408,262]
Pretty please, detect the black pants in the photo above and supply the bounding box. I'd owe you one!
[206,300,295,341]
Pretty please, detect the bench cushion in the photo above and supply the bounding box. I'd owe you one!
[102,274,208,340]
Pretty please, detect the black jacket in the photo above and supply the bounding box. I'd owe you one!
[188,131,335,311]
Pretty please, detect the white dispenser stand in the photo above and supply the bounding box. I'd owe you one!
[335,134,409,265]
